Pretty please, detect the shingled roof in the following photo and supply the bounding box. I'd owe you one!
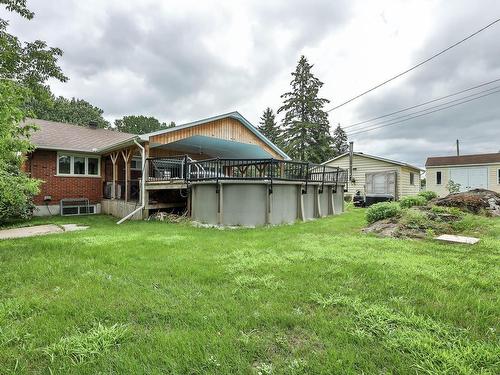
[26,119,136,153]
[425,153,500,167]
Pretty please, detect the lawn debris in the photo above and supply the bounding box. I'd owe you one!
[147,210,188,223]
[434,189,500,216]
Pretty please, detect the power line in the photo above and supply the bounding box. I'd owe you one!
[345,84,500,131]
[347,88,500,136]
[343,78,500,129]
[326,17,500,112]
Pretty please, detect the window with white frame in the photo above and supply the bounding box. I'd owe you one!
[410,172,415,185]
[436,171,442,185]
[130,157,142,171]
[57,153,100,176]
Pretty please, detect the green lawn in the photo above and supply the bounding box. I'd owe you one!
[0,210,499,374]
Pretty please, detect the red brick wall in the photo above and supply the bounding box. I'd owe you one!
[28,150,102,205]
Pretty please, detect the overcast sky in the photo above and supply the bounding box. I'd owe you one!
[3,0,500,166]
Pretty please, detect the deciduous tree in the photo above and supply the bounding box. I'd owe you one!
[0,79,40,223]
[35,96,110,128]
[114,115,170,134]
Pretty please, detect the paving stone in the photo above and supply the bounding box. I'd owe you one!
[435,234,480,244]
[0,224,63,239]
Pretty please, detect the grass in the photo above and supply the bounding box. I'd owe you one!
[0,209,498,374]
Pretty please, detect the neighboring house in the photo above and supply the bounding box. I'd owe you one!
[322,152,423,200]
[23,111,348,226]
[425,152,500,196]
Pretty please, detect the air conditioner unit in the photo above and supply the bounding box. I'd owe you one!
[60,198,97,216]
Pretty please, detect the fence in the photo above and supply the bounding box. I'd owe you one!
[144,157,348,186]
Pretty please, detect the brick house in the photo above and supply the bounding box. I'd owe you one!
[25,119,136,215]
[24,113,347,225]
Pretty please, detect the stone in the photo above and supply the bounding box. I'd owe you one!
[435,234,480,244]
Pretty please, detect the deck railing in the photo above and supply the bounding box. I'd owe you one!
[145,156,348,186]
[147,155,188,182]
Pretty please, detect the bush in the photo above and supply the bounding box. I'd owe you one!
[366,202,402,224]
[399,195,427,208]
[418,191,437,201]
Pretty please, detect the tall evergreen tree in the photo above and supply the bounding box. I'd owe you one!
[331,124,349,156]
[258,107,282,147]
[278,55,333,163]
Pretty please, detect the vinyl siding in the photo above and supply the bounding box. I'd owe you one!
[325,154,421,199]
[426,163,500,196]
[400,166,421,197]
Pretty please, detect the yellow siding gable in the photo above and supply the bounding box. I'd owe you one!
[324,154,421,199]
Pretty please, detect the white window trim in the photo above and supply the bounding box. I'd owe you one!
[130,157,142,171]
[56,152,101,178]
[436,171,442,185]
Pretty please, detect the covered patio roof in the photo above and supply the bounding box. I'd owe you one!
[151,135,274,159]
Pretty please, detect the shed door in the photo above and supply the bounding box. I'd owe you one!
[365,171,397,197]
[449,167,488,192]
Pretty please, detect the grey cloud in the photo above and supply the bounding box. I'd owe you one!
[348,0,500,166]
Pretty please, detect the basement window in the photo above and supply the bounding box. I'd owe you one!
[436,171,442,185]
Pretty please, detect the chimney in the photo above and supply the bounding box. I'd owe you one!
[456,139,460,156]
[88,121,98,130]
[349,141,354,182]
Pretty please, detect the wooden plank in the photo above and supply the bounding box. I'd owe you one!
[150,117,282,159]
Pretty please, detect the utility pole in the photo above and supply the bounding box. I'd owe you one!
[456,139,460,156]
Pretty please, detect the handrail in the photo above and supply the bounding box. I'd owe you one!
[145,155,348,185]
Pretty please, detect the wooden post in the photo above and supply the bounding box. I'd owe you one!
[121,148,132,202]
[110,152,119,199]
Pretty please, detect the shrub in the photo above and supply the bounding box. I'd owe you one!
[366,202,402,224]
[400,209,430,230]
[446,180,461,194]
[418,191,437,201]
[399,195,427,208]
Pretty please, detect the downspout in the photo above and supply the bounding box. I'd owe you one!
[117,139,146,224]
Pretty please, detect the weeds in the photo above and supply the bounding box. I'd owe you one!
[43,323,129,364]
[311,293,500,374]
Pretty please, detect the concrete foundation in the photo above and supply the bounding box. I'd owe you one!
[191,181,344,227]
[101,199,143,220]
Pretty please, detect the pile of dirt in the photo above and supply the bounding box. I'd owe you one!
[434,189,500,216]
[363,207,461,239]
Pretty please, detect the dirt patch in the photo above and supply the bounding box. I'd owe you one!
[0,224,88,240]
[434,189,500,216]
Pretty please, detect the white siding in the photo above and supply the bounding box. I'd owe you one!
[426,163,500,197]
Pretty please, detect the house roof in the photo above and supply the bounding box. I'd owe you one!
[25,118,136,153]
[425,152,500,167]
[322,152,424,171]
[139,111,290,160]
